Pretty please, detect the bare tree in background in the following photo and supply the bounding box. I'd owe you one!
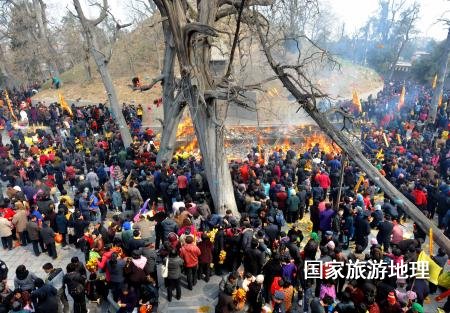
[253,5,450,255]
[0,0,62,81]
[72,0,133,147]
[387,2,419,81]
[429,25,450,124]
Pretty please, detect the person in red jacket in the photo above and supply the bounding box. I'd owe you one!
[411,185,427,210]
[276,187,288,211]
[179,235,201,290]
[197,233,213,282]
[315,171,331,199]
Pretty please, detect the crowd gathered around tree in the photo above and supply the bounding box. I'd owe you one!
[0,80,448,313]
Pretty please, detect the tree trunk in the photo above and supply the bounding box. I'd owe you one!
[73,0,132,147]
[181,78,238,215]
[155,0,185,164]
[33,0,61,77]
[429,27,450,124]
[258,27,450,255]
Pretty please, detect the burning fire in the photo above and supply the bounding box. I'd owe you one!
[303,133,340,154]
[175,115,198,155]
[170,118,339,160]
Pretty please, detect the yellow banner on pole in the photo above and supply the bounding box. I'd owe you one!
[397,85,405,111]
[375,148,384,160]
[58,93,73,116]
[352,90,362,113]
[430,228,433,256]
[397,133,402,144]
[432,74,437,89]
[383,133,390,147]
[3,90,17,121]
[354,174,364,193]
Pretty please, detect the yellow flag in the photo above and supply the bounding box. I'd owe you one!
[375,148,383,160]
[438,93,443,108]
[417,251,442,285]
[352,90,362,113]
[383,133,390,147]
[432,74,437,89]
[354,174,364,193]
[397,133,402,144]
[58,93,73,116]
[3,90,17,121]
[397,85,405,111]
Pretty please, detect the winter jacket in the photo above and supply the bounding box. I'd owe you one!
[180,243,201,267]
[128,187,143,204]
[26,221,40,240]
[106,259,126,283]
[215,291,237,313]
[241,228,254,251]
[161,218,178,240]
[198,239,213,264]
[55,214,68,233]
[12,209,27,232]
[286,195,300,212]
[319,209,334,232]
[166,256,184,279]
[124,259,149,284]
[40,224,55,244]
[140,247,157,273]
[0,217,12,237]
[63,271,86,300]
[31,283,59,313]
[45,268,65,291]
[14,270,38,291]
[243,248,264,276]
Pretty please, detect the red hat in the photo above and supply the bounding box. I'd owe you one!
[387,291,396,305]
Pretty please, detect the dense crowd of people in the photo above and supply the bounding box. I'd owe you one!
[0,80,448,313]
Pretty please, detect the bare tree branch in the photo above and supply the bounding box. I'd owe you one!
[224,0,245,80]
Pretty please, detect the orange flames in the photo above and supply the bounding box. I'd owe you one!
[170,119,339,159]
[303,133,340,154]
[175,116,198,155]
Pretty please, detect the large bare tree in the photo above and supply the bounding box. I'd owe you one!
[150,0,272,215]
[254,8,450,255]
[72,0,133,147]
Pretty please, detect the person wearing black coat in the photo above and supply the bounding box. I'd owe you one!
[215,284,237,313]
[262,253,282,302]
[354,211,371,251]
[264,217,279,247]
[63,263,87,313]
[213,227,225,275]
[243,239,265,276]
[40,221,57,259]
[55,209,68,247]
[376,216,393,251]
[31,278,59,313]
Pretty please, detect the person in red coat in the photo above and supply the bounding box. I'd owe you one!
[411,185,427,210]
[179,235,201,290]
[197,233,213,282]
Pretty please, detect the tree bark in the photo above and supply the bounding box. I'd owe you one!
[257,26,450,255]
[153,0,239,215]
[153,0,186,164]
[387,5,418,81]
[73,0,132,147]
[33,0,61,77]
[429,27,450,124]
